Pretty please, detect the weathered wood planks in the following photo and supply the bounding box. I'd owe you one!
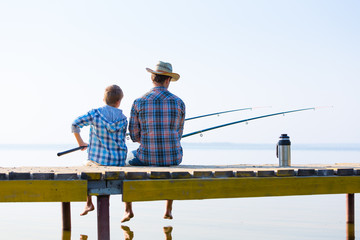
[0,164,360,202]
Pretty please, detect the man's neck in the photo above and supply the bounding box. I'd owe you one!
[153,82,169,89]
[153,79,170,89]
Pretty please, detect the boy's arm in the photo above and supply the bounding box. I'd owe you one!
[72,111,93,130]
[73,132,88,151]
[71,111,93,150]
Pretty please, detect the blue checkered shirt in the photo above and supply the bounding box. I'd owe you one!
[129,87,185,166]
[72,105,128,166]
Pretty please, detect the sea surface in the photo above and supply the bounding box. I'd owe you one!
[0,142,359,240]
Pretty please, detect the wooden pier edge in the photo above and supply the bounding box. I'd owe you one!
[122,176,360,202]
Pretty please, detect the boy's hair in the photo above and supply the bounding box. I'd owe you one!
[104,85,123,106]
[153,74,171,84]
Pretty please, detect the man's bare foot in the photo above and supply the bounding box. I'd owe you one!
[163,213,173,220]
[121,212,134,223]
[164,200,173,219]
[80,204,94,216]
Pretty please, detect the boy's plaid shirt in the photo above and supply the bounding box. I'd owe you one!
[129,87,185,166]
[72,107,128,166]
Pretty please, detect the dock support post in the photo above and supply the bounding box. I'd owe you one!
[62,202,71,231]
[346,193,355,240]
[97,195,110,240]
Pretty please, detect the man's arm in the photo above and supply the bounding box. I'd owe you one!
[129,103,141,143]
[178,101,186,139]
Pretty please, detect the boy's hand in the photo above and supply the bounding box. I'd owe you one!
[79,143,88,151]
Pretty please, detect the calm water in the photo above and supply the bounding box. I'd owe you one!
[0,143,359,239]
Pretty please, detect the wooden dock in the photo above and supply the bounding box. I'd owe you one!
[1,163,360,239]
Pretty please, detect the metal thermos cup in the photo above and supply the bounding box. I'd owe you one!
[276,134,291,167]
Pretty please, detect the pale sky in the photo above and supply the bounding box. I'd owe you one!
[0,0,359,144]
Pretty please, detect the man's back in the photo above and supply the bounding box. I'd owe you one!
[129,86,185,166]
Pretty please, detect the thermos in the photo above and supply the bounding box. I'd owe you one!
[276,134,291,167]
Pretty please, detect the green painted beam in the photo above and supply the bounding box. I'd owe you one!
[122,176,360,202]
[0,180,87,202]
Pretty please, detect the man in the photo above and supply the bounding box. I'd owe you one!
[122,61,185,223]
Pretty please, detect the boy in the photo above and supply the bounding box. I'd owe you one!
[72,84,128,216]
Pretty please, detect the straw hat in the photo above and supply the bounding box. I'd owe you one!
[146,61,180,81]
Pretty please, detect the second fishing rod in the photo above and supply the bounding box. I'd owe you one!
[58,106,327,156]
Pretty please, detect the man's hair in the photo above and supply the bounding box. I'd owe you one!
[153,74,171,84]
[104,85,123,106]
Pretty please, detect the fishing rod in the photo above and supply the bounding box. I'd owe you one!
[57,146,87,157]
[185,106,270,121]
[181,107,317,138]
[123,106,269,137]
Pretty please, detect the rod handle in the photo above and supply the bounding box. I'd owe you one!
[57,146,87,157]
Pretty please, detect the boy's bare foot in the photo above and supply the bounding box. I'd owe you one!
[121,212,134,223]
[80,204,94,216]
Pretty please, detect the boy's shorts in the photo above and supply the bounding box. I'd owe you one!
[126,150,148,166]
[83,160,102,167]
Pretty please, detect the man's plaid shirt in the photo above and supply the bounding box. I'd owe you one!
[129,87,185,166]
[72,106,128,166]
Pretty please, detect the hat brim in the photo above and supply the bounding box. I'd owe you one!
[146,68,180,81]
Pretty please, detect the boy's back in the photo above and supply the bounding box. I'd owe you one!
[72,85,128,166]
[72,105,127,166]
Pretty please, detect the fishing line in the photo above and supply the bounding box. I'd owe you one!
[181,107,323,138]
[185,106,270,121]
